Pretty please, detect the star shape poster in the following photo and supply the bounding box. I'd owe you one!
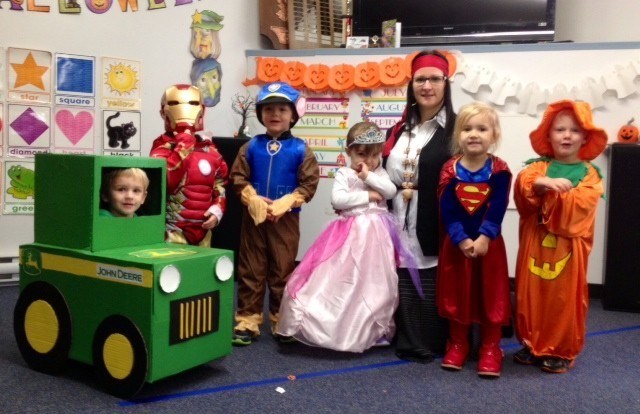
[8,48,52,104]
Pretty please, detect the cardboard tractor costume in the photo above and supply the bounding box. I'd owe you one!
[13,154,234,399]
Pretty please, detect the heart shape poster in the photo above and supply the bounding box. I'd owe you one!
[55,109,94,145]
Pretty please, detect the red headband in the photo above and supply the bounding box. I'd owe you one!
[412,54,449,76]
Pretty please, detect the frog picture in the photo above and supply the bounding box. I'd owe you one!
[7,164,35,199]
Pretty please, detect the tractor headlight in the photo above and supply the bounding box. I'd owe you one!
[215,256,233,282]
[159,265,181,293]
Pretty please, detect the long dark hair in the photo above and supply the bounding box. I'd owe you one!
[403,50,455,139]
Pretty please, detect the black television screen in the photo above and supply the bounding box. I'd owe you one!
[352,0,556,45]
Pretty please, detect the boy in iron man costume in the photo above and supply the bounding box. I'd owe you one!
[150,84,229,246]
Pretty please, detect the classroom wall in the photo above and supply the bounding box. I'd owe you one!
[1,0,640,285]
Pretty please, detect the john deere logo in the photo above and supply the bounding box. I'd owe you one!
[21,248,42,276]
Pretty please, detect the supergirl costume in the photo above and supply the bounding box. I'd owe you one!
[437,154,512,374]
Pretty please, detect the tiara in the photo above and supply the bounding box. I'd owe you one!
[349,127,385,146]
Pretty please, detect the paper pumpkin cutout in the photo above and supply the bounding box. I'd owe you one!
[280,61,307,88]
[304,63,330,92]
[437,49,458,77]
[257,57,285,83]
[328,64,355,93]
[354,61,380,89]
[379,57,407,86]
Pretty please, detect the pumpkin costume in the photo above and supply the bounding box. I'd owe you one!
[514,100,606,372]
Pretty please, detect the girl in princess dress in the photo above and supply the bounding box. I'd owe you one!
[276,122,419,352]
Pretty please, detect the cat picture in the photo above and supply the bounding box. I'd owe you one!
[106,111,137,149]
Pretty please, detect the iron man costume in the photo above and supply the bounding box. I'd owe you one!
[150,84,228,246]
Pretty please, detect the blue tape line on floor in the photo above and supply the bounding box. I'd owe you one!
[119,324,640,407]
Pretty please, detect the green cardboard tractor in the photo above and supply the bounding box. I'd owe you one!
[13,154,234,399]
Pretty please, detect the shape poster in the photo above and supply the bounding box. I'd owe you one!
[102,110,141,156]
[53,106,96,154]
[7,48,52,104]
[55,53,96,107]
[6,104,51,158]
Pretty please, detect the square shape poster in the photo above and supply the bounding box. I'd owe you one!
[55,53,96,107]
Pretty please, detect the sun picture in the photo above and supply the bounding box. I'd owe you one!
[105,63,138,95]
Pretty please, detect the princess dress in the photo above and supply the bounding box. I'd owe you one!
[277,166,416,352]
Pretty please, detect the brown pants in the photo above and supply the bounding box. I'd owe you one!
[236,210,300,324]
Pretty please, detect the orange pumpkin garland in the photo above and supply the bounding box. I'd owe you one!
[328,63,355,93]
[304,63,331,92]
[354,61,380,89]
[379,57,407,86]
[280,61,307,88]
[257,57,285,83]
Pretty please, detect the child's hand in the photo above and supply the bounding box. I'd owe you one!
[202,212,219,230]
[458,239,474,259]
[356,162,369,180]
[533,177,573,195]
[368,190,383,203]
[472,234,490,257]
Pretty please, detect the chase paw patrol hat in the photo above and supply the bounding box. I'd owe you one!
[256,82,304,127]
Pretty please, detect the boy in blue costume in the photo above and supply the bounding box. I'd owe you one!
[230,82,319,345]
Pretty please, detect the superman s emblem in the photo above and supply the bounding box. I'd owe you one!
[455,182,491,214]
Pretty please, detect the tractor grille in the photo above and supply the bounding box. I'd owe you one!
[170,291,220,344]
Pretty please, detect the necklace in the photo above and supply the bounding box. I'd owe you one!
[400,135,420,201]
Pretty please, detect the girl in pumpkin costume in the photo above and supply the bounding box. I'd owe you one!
[513,100,607,373]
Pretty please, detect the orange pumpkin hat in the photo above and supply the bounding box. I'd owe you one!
[529,100,608,161]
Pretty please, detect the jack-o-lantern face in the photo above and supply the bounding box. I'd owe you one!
[354,61,380,89]
[280,61,307,88]
[257,57,285,83]
[379,57,407,86]
[329,64,355,92]
[617,118,639,143]
[304,64,330,91]
[527,232,572,280]
[86,0,112,13]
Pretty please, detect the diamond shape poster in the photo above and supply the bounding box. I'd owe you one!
[7,48,52,104]
[53,106,95,154]
[101,57,141,111]
[3,160,35,215]
[7,104,51,157]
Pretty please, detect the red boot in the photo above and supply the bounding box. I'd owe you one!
[441,321,470,371]
[477,324,503,378]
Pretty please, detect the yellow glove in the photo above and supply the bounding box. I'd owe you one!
[268,192,306,218]
[240,185,268,225]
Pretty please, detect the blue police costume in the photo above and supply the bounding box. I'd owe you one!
[230,82,319,345]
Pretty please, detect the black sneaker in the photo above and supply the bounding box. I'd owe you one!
[232,330,253,346]
[541,357,574,374]
[513,347,540,365]
[274,334,297,344]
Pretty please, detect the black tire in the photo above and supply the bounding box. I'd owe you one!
[92,315,148,399]
[13,282,72,374]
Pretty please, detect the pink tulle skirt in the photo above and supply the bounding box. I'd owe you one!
[277,212,399,352]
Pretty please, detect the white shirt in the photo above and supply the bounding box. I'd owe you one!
[385,109,447,269]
